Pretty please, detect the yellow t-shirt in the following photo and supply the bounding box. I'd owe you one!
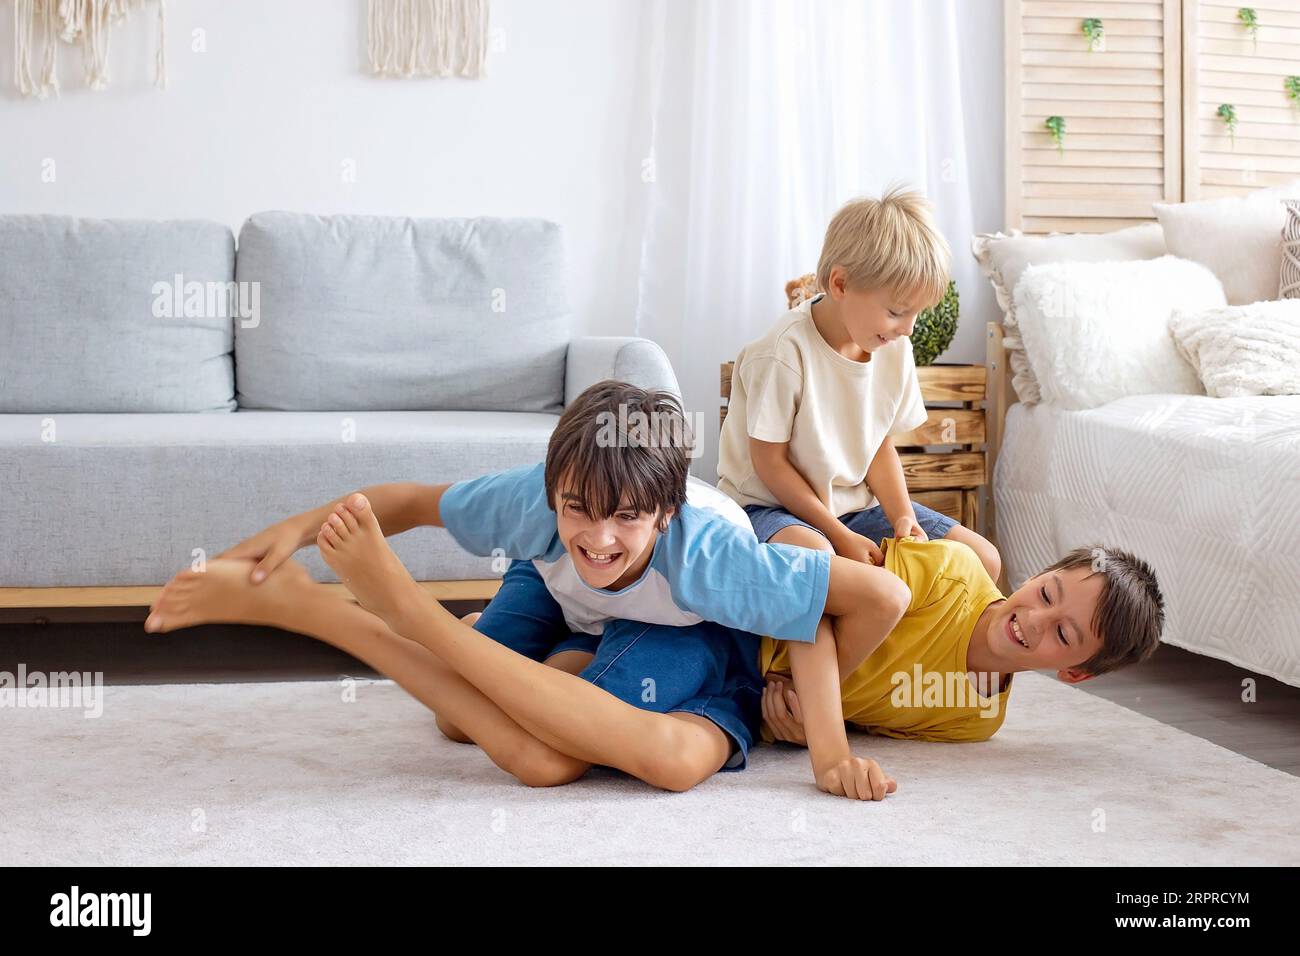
[760,537,1012,743]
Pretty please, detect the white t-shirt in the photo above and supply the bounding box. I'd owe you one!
[717,292,928,517]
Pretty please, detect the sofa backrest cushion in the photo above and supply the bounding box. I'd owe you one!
[234,213,572,412]
[0,215,236,413]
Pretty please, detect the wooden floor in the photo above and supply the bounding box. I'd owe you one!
[1067,641,1300,776]
[3,612,1298,776]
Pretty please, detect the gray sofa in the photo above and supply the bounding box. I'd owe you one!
[0,212,679,600]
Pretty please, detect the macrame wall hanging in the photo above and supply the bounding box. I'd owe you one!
[12,0,166,98]
[367,0,489,79]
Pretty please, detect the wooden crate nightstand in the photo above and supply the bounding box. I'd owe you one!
[719,361,988,532]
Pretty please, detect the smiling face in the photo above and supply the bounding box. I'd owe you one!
[827,266,932,354]
[543,381,691,591]
[554,476,670,591]
[979,565,1107,683]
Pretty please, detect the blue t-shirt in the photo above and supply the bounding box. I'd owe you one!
[439,462,829,641]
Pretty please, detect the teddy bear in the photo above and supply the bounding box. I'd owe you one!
[784,273,819,309]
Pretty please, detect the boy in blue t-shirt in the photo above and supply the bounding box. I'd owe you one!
[145,381,908,798]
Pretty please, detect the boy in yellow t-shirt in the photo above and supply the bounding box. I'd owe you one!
[760,537,1166,755]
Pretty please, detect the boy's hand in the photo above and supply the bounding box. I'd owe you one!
[832,529,884,566]
[761,677,807,746]
[893,515,928,542]
[217,515,314,584]
[763,677,897,799]
[818,756,898,801]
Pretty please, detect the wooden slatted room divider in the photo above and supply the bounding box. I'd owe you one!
[1185,0,1300,198]
[1006,0,1300,231]
[1006,0,1184,233]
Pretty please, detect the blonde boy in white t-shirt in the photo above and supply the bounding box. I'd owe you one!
[718,188,1002,775]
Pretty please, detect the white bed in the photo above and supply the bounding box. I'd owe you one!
[994,392,1300,688]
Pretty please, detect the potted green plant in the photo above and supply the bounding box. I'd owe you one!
[912,280,958,367]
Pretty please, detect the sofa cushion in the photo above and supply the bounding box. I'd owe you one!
[3,410,558,587]
[234,213,571,413]
[0,215,236,413]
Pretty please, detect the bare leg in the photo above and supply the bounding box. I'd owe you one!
[437,611,593,744]
[144,559,590,787]
[317,495,733,791]
[435,612,480,744]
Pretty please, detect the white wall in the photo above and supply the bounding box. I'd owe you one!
[0,0,1004,359]
[0,0,648,336]
[952,0,1006,364]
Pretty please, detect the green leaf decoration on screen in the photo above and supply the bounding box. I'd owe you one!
[1217,103,1238,148]
[1081,18,1105,52]
[1045,115,1066,156]
[1238,8,1259,52]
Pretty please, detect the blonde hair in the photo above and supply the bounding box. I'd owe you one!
[815,184,952,308]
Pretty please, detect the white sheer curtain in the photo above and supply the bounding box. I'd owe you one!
[634,0,980,480]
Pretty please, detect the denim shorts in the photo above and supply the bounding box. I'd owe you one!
[743,501,957,546]
[473,559,764,771]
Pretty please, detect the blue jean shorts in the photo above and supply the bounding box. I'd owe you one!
[472,559,764,771]
[743,501,957,546]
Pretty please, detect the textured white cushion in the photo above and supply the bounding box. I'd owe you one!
[1154,183,1300,306]
[1170,299,1300,397]
[971,223,1167,405]
[1281,200,1300,300]
[1014,256,1225,410]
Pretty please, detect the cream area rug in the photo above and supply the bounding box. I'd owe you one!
[4,672,1297,865]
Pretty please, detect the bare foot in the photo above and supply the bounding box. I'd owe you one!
[316,493,429,635]
[144,558,317,633]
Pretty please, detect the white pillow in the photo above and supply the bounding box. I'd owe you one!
[1014,256,1225,410]
[1170,300,1300,398]
[971,223,1167,405]
[1154,182,1300,306]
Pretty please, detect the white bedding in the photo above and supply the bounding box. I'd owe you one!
[995,393,1300,687]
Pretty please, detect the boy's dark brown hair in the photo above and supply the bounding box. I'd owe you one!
[1042,546,1165,676]
[544,380,692,532]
